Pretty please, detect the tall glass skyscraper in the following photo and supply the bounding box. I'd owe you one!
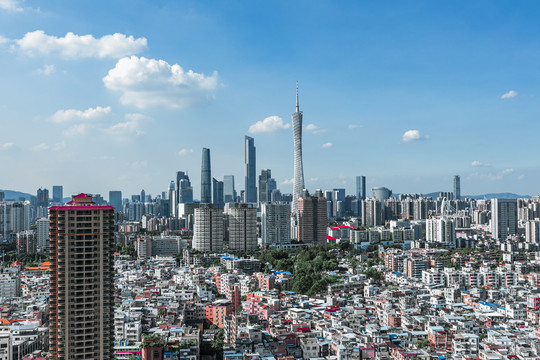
[223,175,236,203]
[201,148,212,203]
[244,136,257,203]
[292,83,305,214]
[356,176,366,200]
[52,185,63,203]
[453,175,461,200]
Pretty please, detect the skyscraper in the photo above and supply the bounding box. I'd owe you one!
[244,136,256,203]
[49,194,114,360]
[223,175,236,203]
[491,198,518,240]
[109,190,122,211]
[228,203,258,252]
[258,169,272,204]
[356,176,366,200]
[52,185,63,204]
[193,204,223,252]
[37,188,49,218]
[212,178,224,209]
[297,190,327,248]
[453,175,461,200]
[292,83,305,214]
[201,148,212,203]
[176,171,193,204]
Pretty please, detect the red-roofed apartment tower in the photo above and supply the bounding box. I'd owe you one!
[49,194,115,360]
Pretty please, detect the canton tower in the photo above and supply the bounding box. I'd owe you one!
[292,82,305,214]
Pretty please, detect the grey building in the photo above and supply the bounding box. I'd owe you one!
[227,203,258,252]
[258,169,272,204]
[261,202,291,246]
[491,198,518,240]
[193,204,223,252]
[213,178,224,209]
[223,175,236,203]
[201,148,212,203]
[52,185,63,204]
[244,136,257,203]
[109,190,123,211]
[453,175,461,200]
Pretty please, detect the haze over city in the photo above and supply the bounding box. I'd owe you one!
[1,1,540,197]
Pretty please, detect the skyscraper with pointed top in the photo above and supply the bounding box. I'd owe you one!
[292,82,305,214]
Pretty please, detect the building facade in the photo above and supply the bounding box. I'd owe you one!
[244,136,256,203]
[201,148,212,204]
[292,84,305,215]
[297,191,327,248]
[228,203,257,252]
[491,198,518,240]
[193,204,223,252]
[49,193,114,360]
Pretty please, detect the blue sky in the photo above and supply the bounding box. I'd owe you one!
[1,0,539,199]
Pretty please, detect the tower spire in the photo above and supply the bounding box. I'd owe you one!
[296,81,299,112]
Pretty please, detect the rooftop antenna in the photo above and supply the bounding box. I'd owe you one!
[296,81,299,112]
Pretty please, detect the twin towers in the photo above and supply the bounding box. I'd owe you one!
[200,83,305,211]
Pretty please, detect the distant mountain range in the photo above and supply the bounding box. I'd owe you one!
[0,190,32,201]
[423,192,532,200]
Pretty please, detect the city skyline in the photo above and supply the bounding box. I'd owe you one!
[1,1,540,197]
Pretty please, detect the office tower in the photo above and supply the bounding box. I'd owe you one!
[0,192,4,202]
[36,217,50,252]
[356,176,366,200]
[267,178,277,199]
[223,175,236,203]
[52,186,63,203]
[453,175,461,200]
[297,190,327,248]
[212,178,224,209]
[258,169,272,204]
[261,202,291,246]
[49,194,114,360]
[491,198,518,240]
[176,171,193,204]
[11,202,30,234]
[131,195,141,202]
[193,204,223,252]
[36,188,49,218]
[228,203,257,252]
[167,181,176,217]
[333,189,345,217]
[201,148,212,203]
[372,187,392,201]
[292,83,305,214]
[109,191,122,211]
[244,136,256,203]
[426,218,455,243]
[270,189,282,202]
[140,189,146,203]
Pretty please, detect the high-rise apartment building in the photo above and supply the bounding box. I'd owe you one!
[49,194,114,360]
[52,185,63,204]
[261,202,291,246]
[36,217,50,252]
[16,230,36,255]
[244,136,256,203]
[201,148,212,203]
[426,217,455,243]
[292,83,305,214]
[453,175,461,200]
[228,203,257,252]
[223,175,236,203]
[108,191,122,211]
[297,190,327,248]
[193,204,223,252]
[491,198,518,240]
[525,220,540,243]
[258,169,272,204]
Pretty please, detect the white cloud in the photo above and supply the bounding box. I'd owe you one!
[248,116,290,134]
[402,129,429,142]
[0,0,23,12]
[32,143,49,151]
[322,142,333,149]
[0,142,14,150]
[105,113,144,137]
[281,178,294,185]
[178,148,193,156]
[37,64,55,76]
[0,36,10,44]
[348,124,362,129]
[103,56,218,109]
[501,90,517,99]
[63,123,90,137]
[518,175,524,180]
[53,141,66,151]
[471,160,484,167]
[305,123,327,134]
[15,31,147,58]
[502,168,514,174]
[52,106,111,123]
